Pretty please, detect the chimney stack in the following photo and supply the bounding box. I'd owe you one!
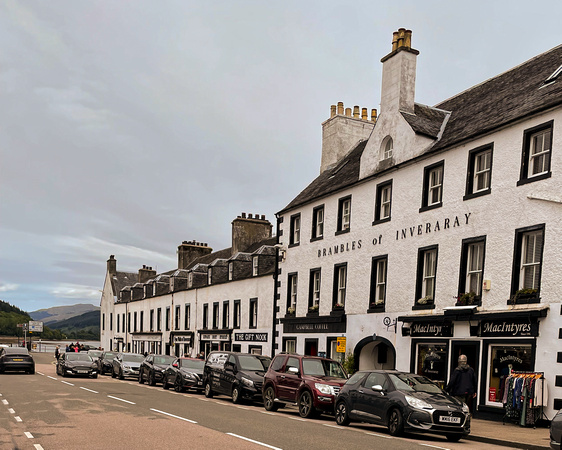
[177,241,213,270]
[107,255,117,276]
[380,28,418,115]
[138,265,157,283]
[232,213,272,255]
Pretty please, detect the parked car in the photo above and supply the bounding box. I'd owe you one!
[203,351,271,403]
[334,370,471,441]
[112,353,144,380]
[56,352,98,378]
[551,408,562,449]
[97,351,116,375]
[0,347,35,374]
[139,354,175,386]
[87,350,103,366]
[163,357,205,392]
[262,352,347,418]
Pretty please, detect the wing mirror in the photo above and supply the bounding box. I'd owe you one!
[288,366,299,375]
[172,363,179,368]
[371,384,385,393]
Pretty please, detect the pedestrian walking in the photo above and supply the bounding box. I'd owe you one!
[446,354,477,414]
[54,345,60,359]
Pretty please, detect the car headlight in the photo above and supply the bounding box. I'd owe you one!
[154,367,163,372]
[240,377,254,387]
[123,364,130,370]
[315,383,336,395]
[405,395,432,410]
[183,372,195,379]
[462,402,470,413]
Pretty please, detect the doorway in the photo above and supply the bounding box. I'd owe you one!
[450,340,480,412]
[304,339,318,356]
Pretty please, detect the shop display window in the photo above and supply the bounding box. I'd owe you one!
[487,345,533,405]
[416,343,448,389]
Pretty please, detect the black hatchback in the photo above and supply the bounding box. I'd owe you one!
[0,347,35,374]
[335,370,470,442]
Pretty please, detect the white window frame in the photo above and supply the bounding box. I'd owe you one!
[473,149,492,193]
[428,166,443,206]
[314,207,324,238]
[466,242,484,295]
[285,339,296,353]
[312,271,321,307]
[207,268,212,285]
[421,249,437,299]
[380,184,392,219]
[528,129,551,178]
[228,262,233,281]
[381,136,393,160]
[375,259,386,303]
[289,274,298,309]
[520,230,543,290]
[341,199,351,230]
[252,256,259,276]
[336,265,347,306]
[293,216,300,244]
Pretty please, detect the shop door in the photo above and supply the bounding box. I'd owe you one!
[304,339,318,356]
[450,341,480,411]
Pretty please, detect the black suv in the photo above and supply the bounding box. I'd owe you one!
[203,351,271,403]
[262,352,348,418]
[139,354,175,386]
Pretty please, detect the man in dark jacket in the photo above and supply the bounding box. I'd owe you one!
[446,355,477,413]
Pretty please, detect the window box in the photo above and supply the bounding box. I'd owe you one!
[510,289,540,305]
[286,306,296,316]
[308,305,319,313]
[455,292,481,306]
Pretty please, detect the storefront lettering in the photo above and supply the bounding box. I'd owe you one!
[234,333,268,342]
[395,213,471,241]
[499,355,523,364]
[412,323,444,336]
[318,240,361,258]
[482,321,532,336]
[295,323,329,331]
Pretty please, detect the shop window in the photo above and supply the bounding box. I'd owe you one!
[458,237,486,305]
[308,269,321,311]
[184,304,190,330]
[414,245,438,309]
[333,263,347,309]
[203,304,208,329]
[420,161,444,212]
[374,180,392,224]
[416,343,448,388]
[311,205,324,241]
[249,298,258,329]
[518,121,553,185]
[249,346,262,355]
[327,337,344,364]
[336,196,351,234]
[283,338,296,353]
[465,145,493,199]
[233,300,241,329]
[369,256,387,310]
[487,344,533,406]
[510,224,544,304]
[289,214,301,246]
[287,273,298,314]
[222,301,229,329]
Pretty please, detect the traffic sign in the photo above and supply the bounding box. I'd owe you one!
[29,321,43,332]
[336,336,346,353]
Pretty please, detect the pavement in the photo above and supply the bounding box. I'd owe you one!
[469,417,551,449]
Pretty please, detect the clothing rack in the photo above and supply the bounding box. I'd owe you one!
[502,371,547,426]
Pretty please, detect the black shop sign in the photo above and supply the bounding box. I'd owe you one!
[480,319,538,337]
[234,332,268,342]
[410,322,453,337]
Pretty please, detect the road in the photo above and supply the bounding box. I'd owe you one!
[0,353,516,450]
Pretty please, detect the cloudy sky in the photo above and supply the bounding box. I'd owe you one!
[1,1,560,312]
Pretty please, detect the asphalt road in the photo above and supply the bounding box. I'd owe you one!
[0,352,516,450]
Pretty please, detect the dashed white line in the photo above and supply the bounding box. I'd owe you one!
[80,387,99,394]
[261,411,276,415]
[14,416,22,422]
[288,416,307,422]
[150,408,197,423]
[47,376,57,380]
[235,405,249,410]
[227,433,282,450]
[1,399,8,405]
[107,395,135,405]
[61,381,74,386]
[364,431,392,439]
[8,408,15,414]
[34,445,44,450]
[420,445,450,450]
[24,432,34,439]
[37,372,44,376]
[198,398,211,402]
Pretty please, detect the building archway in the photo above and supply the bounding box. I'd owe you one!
[353,336,396,371]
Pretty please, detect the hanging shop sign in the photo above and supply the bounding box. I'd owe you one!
[234,332,268,342]
[480,319,538,337]
[410,322,453,337]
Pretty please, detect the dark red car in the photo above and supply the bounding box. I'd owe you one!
[262,352,348,418]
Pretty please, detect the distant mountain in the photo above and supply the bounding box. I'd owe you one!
[48,310,100,340]
[30,304,100,325]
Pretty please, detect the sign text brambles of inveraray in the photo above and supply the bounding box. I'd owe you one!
[317,213,471,258]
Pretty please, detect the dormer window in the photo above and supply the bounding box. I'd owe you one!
[188,272,193,287]
[252,256,259,276]
[381,136,393,160]
[228,262,233,281]
[207,268,212,285]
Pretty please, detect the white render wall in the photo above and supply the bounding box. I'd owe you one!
[277,107,562,418]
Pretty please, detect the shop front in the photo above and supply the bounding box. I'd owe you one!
[233,331,268,355]
[130,332,163,355]
[169,331,194,357]
[399,307,548,416]
[198,329,232,357]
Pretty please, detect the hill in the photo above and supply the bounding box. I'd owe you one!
[30,303,99,325]
[0,300,32,336]
[48,310,100,340]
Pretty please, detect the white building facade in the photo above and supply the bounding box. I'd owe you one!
[275,30,562,419]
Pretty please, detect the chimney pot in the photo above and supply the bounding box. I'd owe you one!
[345,107,351,117]
[261,214,265,220]
[337,102,344,115]
[371,108,378,122]
[361,108,368,120]
[330,105,336,117]
[242,212,246,218]
[248,213,253,219]
[404,29,412,48]
[353,106,360,118]
[392,31,399,51]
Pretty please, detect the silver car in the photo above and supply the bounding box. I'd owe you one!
[112,353,144,380]
[551,409,562,449]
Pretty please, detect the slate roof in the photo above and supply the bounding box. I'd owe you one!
[279,45,562,214]
[110,271,137,297]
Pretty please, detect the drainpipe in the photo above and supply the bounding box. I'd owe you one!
[271,213,281,359]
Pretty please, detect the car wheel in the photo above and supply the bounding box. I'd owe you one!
[263,386,279,411]
[148,371,155,386]
[388,408,404,436]
[446,434,462,442]
[119,369,124,380]
[174,376,183,393]
[298,390,316,418]
[92,374,98,379]
[204,382,213,398]
[111,368,116,378]
[139,370,144,384]
[335,400,350,426]
[232,385,242,404]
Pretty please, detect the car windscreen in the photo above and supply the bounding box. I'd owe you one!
[389,373,443,393]
[237,355,271,371]
[180,359,205,370]
[4,347,30,355]
[302,359,346,378]
[88,351,103,358]
[154,356,174,365]
[103,352,115,359]
[122,354,145,363]
[67,354,93,362]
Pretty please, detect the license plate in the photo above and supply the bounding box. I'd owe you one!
[13,359,23,362]
[439,416,461,424]
[77,370,88,374]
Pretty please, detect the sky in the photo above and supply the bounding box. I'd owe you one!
[1,1,561,313]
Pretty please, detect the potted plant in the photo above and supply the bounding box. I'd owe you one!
[456,292,477,306]
[287,306,296,315]
[417,295,432,305]
[511,288,538,303]
[333,303,344,310]
[308,305,319,313]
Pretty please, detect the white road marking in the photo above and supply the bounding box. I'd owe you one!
[61,381,74,386]
[227,433,282,450]
[364,431,392,439]
[235,405,249,410]
[34,445,44,450]
[15,416,22,422]
[323,423,392,439]
[420,445,450,450]
[8,408,15,414]
[107,395,135,405]
[198,398,211,402]
[288,416,307,422]
[37,372,44,376]
[80,387,98,394]
[47,376,58,380]
[1,399,8,405]
[24,432,34,439]
[261,411,276,415]
[150,408,197,423]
